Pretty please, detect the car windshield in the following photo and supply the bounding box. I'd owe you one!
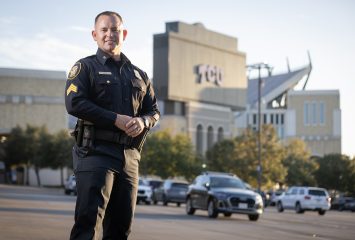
[309,189,326,196]
[171,183,188,189]
[209,177,246,189]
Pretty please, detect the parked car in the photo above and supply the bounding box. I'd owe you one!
[276,186,331,215]
[137,179,153,205]
[185,172,263,221]
[64,175,77,195]
[331,196,355,211]
[153,179,189,206]
[143,178,163,191]
[343,198,355,212]
[267,189,285,206]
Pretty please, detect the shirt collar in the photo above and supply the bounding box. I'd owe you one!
[96,48,131,66]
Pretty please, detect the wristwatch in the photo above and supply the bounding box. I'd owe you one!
[141,116,149,129]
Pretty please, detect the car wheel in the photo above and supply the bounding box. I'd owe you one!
[224,213,232,217]
[186,198,195,215]
[163,195,168,206]
[207,199,218,218]
[277,201,284,212]
[248,214,259,221]
[176,202,181,207]
[295,202,304,214]
[318,210,326,215]
[145,201,151,205]
[64,189,70,195]
[153,200,158,205]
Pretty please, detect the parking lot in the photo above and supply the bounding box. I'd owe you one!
[0,184,354,240]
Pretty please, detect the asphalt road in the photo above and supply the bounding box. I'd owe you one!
[0,184,354,240]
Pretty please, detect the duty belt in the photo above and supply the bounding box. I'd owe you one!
[94,129,133,146]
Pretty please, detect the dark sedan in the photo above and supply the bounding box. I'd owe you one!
[186,172,263,221]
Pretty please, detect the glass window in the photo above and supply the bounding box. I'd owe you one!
[207,126,214,149]
[217,127,224,142]
[210,177,245,189]
[319,102,325,125]
[196,125,203,155]
[304,102,309,125]
[309,189,326,196]
[312,102,317,125]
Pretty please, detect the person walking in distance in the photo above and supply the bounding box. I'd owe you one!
[65,11,160,240]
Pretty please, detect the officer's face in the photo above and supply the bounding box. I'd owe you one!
[92,15,127,56]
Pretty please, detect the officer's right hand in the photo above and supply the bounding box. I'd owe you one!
[114,114,132,131]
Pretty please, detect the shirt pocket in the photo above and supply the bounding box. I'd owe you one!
[95,77,119,105]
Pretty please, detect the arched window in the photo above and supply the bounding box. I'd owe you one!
[217,127,224,142]
[207,126,214,149]
[196,124,203,155]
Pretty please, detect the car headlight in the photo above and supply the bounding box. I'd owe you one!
[255,195,263,204]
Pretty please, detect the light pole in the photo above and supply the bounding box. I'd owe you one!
[246,63,272,192]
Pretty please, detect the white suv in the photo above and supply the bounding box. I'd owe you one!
[276,186,331,215]
[137,179,153,205]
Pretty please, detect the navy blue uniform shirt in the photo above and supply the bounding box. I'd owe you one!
[65,48,159,169]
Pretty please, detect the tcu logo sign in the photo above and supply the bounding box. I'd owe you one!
[197,64,223,86]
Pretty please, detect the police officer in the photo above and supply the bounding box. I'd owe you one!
[65,11,159,240]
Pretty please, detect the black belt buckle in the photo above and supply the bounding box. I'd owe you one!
[112,132,122,144]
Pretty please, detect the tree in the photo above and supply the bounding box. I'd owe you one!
[315,154,354,194]
[4,126,28,168]
[206,125,286,190]
[52,130,75,186]
[283,139,318,186]
[141,130,200,180]
[206,139,237,173]
[32,126,54,186]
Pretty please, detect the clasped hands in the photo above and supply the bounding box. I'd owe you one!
[114,114,144,138]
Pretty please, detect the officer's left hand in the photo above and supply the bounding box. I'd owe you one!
[125,117,144,137]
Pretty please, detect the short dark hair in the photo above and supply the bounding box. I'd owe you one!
[95,11,123,25]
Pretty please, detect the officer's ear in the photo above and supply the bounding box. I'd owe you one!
[92,30,97,42]
[123,29,128,41]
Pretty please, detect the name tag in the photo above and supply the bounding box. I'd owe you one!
[98,72,112,75]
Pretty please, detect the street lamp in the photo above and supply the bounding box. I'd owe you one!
[246,63,272,192]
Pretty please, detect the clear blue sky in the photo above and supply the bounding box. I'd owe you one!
[1,0,354,157]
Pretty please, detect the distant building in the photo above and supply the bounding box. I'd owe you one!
[153,21,341,157]
[153,21,247,155]
[236,66,341,156]
[0,67,68,135]
[0,67,70,186]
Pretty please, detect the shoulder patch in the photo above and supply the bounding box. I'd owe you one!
[133,69,143,80]
[68,62,82,80]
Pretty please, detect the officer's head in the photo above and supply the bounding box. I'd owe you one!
[92,11,128,56]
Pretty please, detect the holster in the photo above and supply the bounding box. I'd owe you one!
[71,119,94,148]
[70,119,84,146]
